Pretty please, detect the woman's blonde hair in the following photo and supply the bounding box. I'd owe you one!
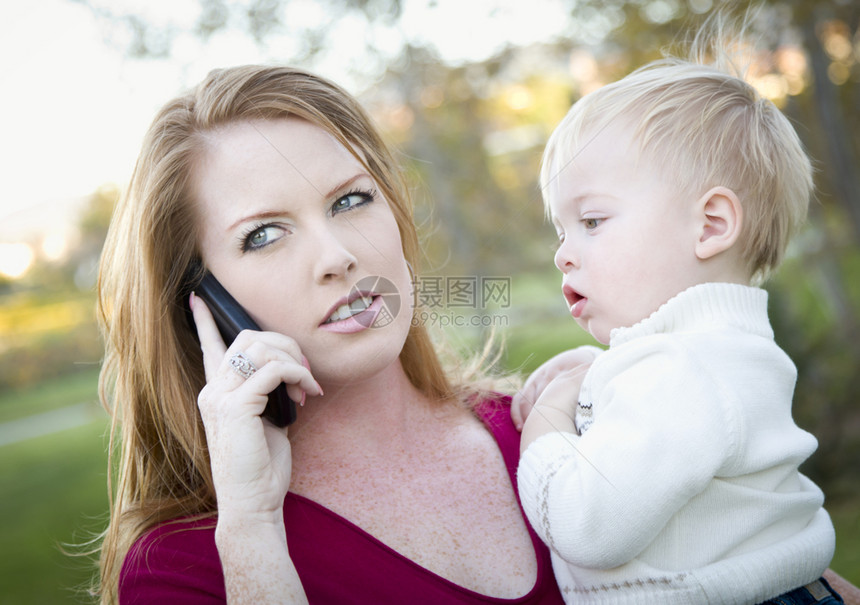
[96,65,456,602]
[541,15,813,282]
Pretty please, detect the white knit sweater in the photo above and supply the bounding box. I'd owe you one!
[517,283,835,604]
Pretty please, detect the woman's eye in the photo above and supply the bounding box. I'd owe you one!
[582,217,603,230]
[242,224,285,252]
[331,189,375,215]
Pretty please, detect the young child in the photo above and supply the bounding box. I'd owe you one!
[513,27,839,605]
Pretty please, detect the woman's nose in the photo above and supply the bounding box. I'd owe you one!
[313,225,358,282]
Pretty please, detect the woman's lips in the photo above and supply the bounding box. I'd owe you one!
[319,294,383,333]
[322,293,374,325]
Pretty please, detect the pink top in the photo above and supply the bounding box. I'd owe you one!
[119,395,563,604]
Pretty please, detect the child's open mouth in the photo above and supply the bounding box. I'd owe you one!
[563,285,587,319]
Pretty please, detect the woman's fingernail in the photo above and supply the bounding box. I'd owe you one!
[300,391,306,407]
[188,292,196,310]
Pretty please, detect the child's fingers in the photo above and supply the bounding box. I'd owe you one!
[514,347,602,431]
[511,396,527,431]
[539,367,587,402]
[511,369,547,429]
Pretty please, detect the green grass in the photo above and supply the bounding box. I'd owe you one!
[830,501,860,584]
[502,316,596,374]
[430,269,599,379]
[0,418,109,604]
[0,368,101,423]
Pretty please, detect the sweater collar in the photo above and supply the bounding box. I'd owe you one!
[609,282,772,348]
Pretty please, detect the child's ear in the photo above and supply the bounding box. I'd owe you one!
[695,186,743,260]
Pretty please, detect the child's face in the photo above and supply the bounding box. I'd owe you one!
[548,123,705,344]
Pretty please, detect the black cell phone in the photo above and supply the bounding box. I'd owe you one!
[185,266,297,427]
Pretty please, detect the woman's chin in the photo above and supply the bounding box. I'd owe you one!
[309,321,411,388]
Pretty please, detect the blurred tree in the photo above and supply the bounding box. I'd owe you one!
[0,186,117,390]
[70,0,403,61]
[794,1,860,239]
[71,184,119,290]
[20,185,118,294]
[368,45,568,276]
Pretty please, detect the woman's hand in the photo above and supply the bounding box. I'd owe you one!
[511,346,601,431]
[191,293,322,518]
[190,293,318,604]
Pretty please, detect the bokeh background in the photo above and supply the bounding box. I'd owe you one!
[1,0,858,602]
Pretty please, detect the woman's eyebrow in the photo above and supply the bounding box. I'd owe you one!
[325,172,371,197]
[225,172,374,232]
[226,210,285,232]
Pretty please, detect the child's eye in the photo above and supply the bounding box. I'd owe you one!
[241,224,287,252]
[582,217,603,230]
[331,189,376,215]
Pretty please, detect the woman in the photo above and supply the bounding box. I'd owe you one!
[96,64,566,604]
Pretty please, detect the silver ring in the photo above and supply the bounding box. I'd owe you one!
[229,352,257,379]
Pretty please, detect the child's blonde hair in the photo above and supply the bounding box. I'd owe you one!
[541,18,813,282]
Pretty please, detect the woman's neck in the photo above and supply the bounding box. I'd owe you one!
[287,358,446,454]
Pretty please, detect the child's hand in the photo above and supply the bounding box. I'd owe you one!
[533,366,588,417]
[519,365,589,453]
[512,346,602,430]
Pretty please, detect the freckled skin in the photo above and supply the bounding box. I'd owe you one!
[290,403,536,597]
[216,515,304,603]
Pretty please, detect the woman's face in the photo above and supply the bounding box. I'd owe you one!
[192,118,413,386]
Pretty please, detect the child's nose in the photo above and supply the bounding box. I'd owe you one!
[554,240,580,272]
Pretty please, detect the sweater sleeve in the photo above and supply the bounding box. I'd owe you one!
[517,344,739,570]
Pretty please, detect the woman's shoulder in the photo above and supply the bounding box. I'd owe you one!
[470,392,517,441]
[119,516,225,604]
[470,391,513,420]
[469,391,521,475]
